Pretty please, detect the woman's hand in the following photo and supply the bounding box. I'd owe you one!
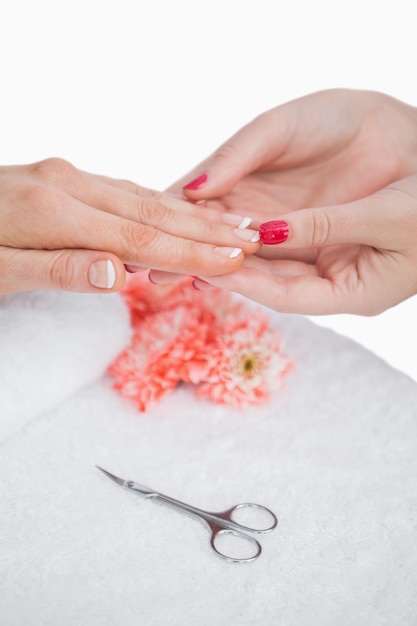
[151,88,417,315]
[0,158,260,296]
[177,89,417,222]
[191,175,417,315]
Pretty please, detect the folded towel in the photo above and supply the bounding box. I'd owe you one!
[0,290,130,442]
[1,290,416,626]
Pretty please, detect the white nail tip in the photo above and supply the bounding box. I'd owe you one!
[229,247,242,259]
[251,231,260,242]
[238,216,252,229]
[106,260,116,288]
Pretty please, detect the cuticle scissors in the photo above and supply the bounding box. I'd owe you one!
[96,466,278,563]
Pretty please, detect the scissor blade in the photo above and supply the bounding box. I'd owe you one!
[95,465,127,487]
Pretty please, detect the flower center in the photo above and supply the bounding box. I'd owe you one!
[234,351,262,378]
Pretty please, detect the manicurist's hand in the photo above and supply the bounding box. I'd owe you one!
[0,158,260,296]
[178,89,417,225]
[192,175,417,315]
[152,88,417,315]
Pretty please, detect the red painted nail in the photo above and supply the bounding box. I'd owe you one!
[259,220,289,245]
[183,173,207,190]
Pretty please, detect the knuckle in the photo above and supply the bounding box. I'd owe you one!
[120,220,159,255]
[171,238,197,272]
[132,183,162,200]
[309,210,332,247]
[136,196,171,223]
[17,181,52,209]
[49,251,78,291]
[31,157,76,184]
[115,178,161,200]
[213,142,239,164]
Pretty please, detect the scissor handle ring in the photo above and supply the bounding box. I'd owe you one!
[210,528,262,563]
[226,502,278,533]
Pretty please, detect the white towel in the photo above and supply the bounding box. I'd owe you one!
[0,290,131,442]
[1,290,417,626]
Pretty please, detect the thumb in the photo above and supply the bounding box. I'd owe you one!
[0,247,126,296]
[258,190,409,250]
[169,112,277,200]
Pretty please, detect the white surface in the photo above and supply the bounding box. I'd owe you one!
[1,0,417,381]
[1,290,417,626]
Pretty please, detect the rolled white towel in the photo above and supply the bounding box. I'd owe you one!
[0,290,131,442]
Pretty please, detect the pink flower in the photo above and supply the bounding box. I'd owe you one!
[197,313,292,408]
[108,273,293,411]
[121,273,243,328]
[109,296,216,411]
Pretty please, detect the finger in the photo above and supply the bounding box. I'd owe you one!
[193,265,353,315]
[82,177,261,251]
[29,158,255,239]
[31,165,261,254]
[146,252,311,286]
[28,158,158,200]
[175,109,292,200]
[148,270,187,284]
[193,255,319,296]
[258,180,417,251]
[0,247,125,295]
[50,161,236,227]
[4,182,257,274]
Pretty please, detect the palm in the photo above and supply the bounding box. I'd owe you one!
[168,90,417,314]
[202,90,417,267]
[204,89,417,222]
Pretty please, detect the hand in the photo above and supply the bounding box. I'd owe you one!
[0,158,260,296]
[154,88,417,315]
[191,174,417,315]
[176,89,417,221]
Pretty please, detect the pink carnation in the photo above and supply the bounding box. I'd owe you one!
[197,313,292,408]
[108,273,293,411]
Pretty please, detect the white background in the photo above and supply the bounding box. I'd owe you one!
[2,0,417,381]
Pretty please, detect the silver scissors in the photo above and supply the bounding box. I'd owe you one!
[96,466,278,563]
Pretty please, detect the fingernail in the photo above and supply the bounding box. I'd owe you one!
[221,214,252,228]
[233,228,260,243]
[183,173,208,190]
[192,278,214,291]
[191,275,209,283]
[259,220,289,245]
[124,264,141,273]
[214,247,242,259]
[88,260,116,289]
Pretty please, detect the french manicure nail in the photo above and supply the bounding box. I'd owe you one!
[233,228,260,242]
[88,260,116,289]
[259,220,289,245]
[183,173,208,190]
[221,214,252,228]
[214,247,242,259]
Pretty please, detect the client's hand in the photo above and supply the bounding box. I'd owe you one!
[0,158,260,295]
